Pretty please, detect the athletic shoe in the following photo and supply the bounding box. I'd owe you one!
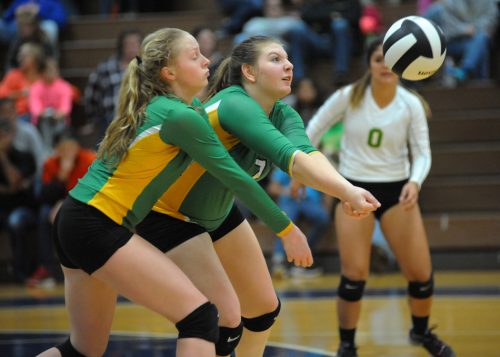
[26,266,55,288]
[409,327,455,357]
[336,342,358,357]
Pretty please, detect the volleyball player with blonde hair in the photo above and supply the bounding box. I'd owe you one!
[37,28,312,357]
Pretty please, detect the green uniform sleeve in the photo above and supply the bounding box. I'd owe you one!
[272,101,318,154]
[160,109,292,234]
[218,95,298,173]
[218,95,318,175]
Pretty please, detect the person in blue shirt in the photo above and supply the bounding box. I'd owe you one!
[0,0,67,44]
[268,168,330,278]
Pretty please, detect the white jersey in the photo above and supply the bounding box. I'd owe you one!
[306,84,431,187]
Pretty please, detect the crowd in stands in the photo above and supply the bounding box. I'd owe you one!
[0,0,498,287]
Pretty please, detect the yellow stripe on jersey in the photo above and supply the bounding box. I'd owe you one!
[205,100,240,150]
[154,161,206,217]
[276,221,293,238]
[88,130,181,225]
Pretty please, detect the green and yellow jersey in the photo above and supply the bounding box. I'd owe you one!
[70,95,291,233]
[153,85,318,233]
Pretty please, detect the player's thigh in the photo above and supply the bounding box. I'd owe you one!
[63,266,117,354]
[335,204,375,279]
[381,204,432,280]
[94,234,208,324]
[166,233,241,326]
[214,220,278,317]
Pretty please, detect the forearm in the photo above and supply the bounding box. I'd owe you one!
[291,151,353,201]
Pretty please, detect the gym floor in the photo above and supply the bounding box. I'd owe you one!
[1,271,499,356]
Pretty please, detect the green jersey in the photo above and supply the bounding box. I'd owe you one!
[70,95,291,233]
[153,85,318,232]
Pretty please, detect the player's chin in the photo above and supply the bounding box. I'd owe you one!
[279,83,292,96]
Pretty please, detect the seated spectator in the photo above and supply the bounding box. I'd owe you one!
[359,0,383,44]
[288,0,363,86]
[0,115,38,283]
[234,0,303,46]
[267,168,331,278]
[0,42,45,122]
[0,97,45,178]
[439,0,498,82]
[28,131,95,287]
[0,0,67,45]
[29,57,72,154]
[284,77,324,126]
[84,28,142,145]
[4,7,57,71]
[216,0,263,38]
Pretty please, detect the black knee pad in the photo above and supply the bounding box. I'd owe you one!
[176,302,219,343]
[338,275,366,302]
[241,299,281,332]
[216,321,243,356]
[56,338,86,357]
[408,275,434,299]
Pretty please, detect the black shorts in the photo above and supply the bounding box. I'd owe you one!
[136,204,245,253]
[346,179,408,220]
[53,196,134,275]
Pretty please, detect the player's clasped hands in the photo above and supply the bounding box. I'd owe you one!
[342,186,381,218]
[281,224,313,267]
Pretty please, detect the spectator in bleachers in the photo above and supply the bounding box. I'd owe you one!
[192,26,225,100]
[84,28,142,146]
[267,168,330,279]
[0,97,45,177]
[0,42,45,122]
[284,77,323,126]
[0,0,67,45]
[29,57,73,154]
[288,0,363,86]
[193,26,224,75]
[359,0,383,44]
[0,111,38,283]
[216,0,263,38]
[234,0,303,46]
[437,0,498,82]
[28,131,95,288]
[4,7,57,71]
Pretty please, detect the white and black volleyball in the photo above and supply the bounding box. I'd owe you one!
[383,16,447,81]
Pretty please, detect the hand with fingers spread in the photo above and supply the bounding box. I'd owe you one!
[280,224,313,267]
[399,181,419,211]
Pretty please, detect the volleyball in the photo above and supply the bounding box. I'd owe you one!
[382,16,447,81]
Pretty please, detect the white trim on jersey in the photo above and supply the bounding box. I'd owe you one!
[306,84,431,188]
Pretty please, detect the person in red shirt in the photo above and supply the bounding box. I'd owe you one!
[0,42,44,122]
[27,131,95,287]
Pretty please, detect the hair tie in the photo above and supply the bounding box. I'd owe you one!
[135,56,142,65]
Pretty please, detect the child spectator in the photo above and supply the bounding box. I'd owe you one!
[28,131,95,287]
[0,42,45,122]
[29,57,72,154]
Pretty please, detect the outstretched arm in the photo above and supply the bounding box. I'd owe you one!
[291,151,380,215]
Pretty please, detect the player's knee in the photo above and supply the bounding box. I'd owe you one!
[241,299,281,332]
[338,275,366,302]
[408,275,434,299]
[176,302,219,343]
[216,321,243,356]
[55,338,86,357]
